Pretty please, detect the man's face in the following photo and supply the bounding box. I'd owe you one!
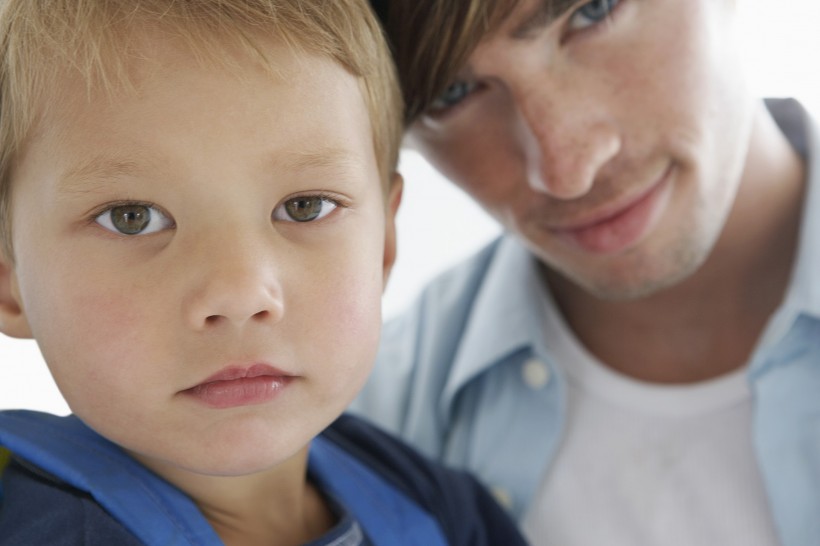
[408,0,755,299]
[2,35,398,478]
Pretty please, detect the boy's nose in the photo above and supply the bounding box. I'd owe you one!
[182,239,285,331]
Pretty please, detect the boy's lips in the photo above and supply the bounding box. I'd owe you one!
[182,363,295,409]
[551,165,674,255]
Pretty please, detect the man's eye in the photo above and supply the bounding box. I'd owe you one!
[273,196,338,223]
[95,204,174,235]
[427,80,479,115]
[568,0,621,30]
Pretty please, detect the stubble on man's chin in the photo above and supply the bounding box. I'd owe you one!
[537,236,712,305]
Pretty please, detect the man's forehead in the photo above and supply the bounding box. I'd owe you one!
[499,0,579,39]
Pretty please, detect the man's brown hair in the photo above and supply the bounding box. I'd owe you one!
[374,0,580,124]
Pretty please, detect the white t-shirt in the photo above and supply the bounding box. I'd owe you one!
[522,294,781,546]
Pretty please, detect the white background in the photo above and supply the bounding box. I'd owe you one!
[2,1,819,414]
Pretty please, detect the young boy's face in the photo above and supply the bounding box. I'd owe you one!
[0,35,400,476]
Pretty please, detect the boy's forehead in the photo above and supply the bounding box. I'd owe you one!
[57,147,365,189]
[38,30,298,118]
[53,23,295,86]
[24,36,374,175]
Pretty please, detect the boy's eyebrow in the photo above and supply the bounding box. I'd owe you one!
[58,157,149,194]
[510,0,578,39]
[276,147,364,172]
[58,147,365,194]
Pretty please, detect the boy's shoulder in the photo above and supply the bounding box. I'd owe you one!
[0,410,220,545]
[317,414,527,546]
[321,413,475,501]
[0,456,143,546]
[0,411,527,546]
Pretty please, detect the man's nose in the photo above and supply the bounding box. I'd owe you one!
[513,76,621,200]
[181,231,285,331]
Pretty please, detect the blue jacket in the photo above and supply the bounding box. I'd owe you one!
[0,411,527,545]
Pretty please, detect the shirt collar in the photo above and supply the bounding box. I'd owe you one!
[770,98,820,318]
[443,236,552,406]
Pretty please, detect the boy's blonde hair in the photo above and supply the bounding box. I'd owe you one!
[0,0,403,258]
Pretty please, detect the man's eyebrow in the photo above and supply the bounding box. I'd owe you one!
[510,0,579,39]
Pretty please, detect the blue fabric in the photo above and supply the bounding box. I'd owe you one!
[352,98,820,546]
[0,411,525,545]
[310,435,447,546]
[0,411,222,546]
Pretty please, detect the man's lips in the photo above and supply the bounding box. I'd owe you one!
[182,363,295,409]
[551,165,675,255]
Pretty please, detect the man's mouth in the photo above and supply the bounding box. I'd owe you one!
[553,164,675,255]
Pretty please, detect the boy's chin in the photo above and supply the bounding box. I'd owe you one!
[130,441,312,482]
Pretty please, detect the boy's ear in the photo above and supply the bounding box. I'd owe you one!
[0,255,32,339]
[382,172,403,289]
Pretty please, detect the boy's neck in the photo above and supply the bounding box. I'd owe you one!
[546,101,807,384]
[206,482,335,546]
[133,445,336,546]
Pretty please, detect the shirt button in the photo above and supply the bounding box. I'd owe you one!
[522,358,550,390]
[491,487,514,511]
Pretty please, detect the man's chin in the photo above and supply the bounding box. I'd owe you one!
[541,242,711,303]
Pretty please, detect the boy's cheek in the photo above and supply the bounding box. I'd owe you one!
[37,292,170,429]
[26,275,150,385]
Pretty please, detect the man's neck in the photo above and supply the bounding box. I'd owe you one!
[546,102,807,384]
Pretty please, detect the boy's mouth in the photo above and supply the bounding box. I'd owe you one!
[181,363,295,409]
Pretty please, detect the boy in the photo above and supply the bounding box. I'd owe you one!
[0,1,526,544]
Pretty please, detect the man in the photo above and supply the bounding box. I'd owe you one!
[355,1,819,545]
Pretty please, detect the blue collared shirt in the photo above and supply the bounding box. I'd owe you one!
[352,98,820,546]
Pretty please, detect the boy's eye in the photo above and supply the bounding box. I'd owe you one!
[427,80,479,116]
[273,195,338,223]
[568,0,621,30]
[95,204,173,235]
